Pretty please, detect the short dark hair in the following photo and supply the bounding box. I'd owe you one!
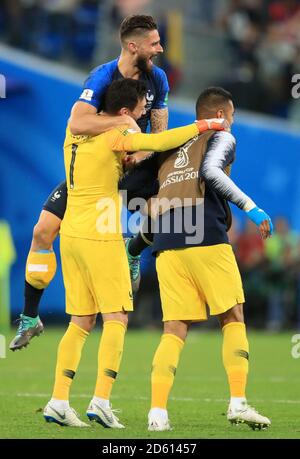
[196,87,233,118]
[104,78,147,114]
[120,15,157,43]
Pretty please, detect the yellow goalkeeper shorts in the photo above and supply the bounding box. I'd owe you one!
[156,244,245,322]
[60,235,133,316]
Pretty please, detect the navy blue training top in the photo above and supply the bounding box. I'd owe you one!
[78,58,169,133]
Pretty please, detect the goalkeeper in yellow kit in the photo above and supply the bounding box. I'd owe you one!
[43,78,226,428]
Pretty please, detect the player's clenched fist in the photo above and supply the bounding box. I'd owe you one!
[246,206,273,239]
[195,118,229,133]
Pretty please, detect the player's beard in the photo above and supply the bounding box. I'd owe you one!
[136,55,152,74]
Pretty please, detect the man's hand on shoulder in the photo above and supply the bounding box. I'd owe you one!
[195,118,230,133]
[119,115,141,133]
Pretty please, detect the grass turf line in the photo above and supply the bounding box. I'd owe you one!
[1,328,299,439]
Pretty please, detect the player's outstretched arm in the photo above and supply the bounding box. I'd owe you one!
[200,131,273,239]
[129,108,170,164]
[69,102,140,136]
[132,108,170,163]
[109,119,226,153]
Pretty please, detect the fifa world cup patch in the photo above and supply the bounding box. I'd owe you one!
[80,89,94,101]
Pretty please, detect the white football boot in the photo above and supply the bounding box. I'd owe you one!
[86,400,125,428]
[148,408,172,431]
[44,402,89,427]
[227,402,271,430]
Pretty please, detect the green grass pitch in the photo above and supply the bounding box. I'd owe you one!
[1,327,299,439]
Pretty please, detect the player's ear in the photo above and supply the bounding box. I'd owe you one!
[216,109,224,119]
[119,107,129,116]
[127,41,138,54]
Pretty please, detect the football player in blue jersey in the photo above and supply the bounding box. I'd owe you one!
[10,15,223,351]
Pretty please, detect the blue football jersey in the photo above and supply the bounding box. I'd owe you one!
[78,58,169,133]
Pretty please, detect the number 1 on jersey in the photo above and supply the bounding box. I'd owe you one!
[70,144,78,189]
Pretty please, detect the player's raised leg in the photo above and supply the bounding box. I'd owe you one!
[9,210,60,351]
[86,311,128,429]
[125,215,154,292]
[218,304,271,430]
[10,181,67,351]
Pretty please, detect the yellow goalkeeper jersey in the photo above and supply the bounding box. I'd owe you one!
[60,122,199,241]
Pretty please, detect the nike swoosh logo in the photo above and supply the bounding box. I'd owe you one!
[50,407,66,420]
[97,405,113,424]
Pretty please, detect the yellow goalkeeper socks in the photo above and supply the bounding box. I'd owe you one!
[94,321,126,400]
[222,322,249,398]
[26,249,57,289]
[52,322,89,400]
[151,333,184,409]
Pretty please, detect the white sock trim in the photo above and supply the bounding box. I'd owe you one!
[230,397,247,410]
[149,407,168,419]
[92,396,110,409]
[50,398,70,410]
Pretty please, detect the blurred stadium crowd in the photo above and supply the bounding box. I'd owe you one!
[1,1,300,331]
[0,0,102,65]
[1,0,300,120]
[218,0,300,120]
[230,217,300,330]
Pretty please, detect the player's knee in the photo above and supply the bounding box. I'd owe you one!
[85,315,97,331]
[102,312,128,328]
[26,250,57,289]
[33,221,56,249]
[164,320,190,342]
[123,315,129,328]
[218,303,244,328]
[116,313,128,328]
[73,315,97,332]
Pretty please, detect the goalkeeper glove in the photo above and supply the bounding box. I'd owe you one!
[195,118,229,133]
[246,206,273,235]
